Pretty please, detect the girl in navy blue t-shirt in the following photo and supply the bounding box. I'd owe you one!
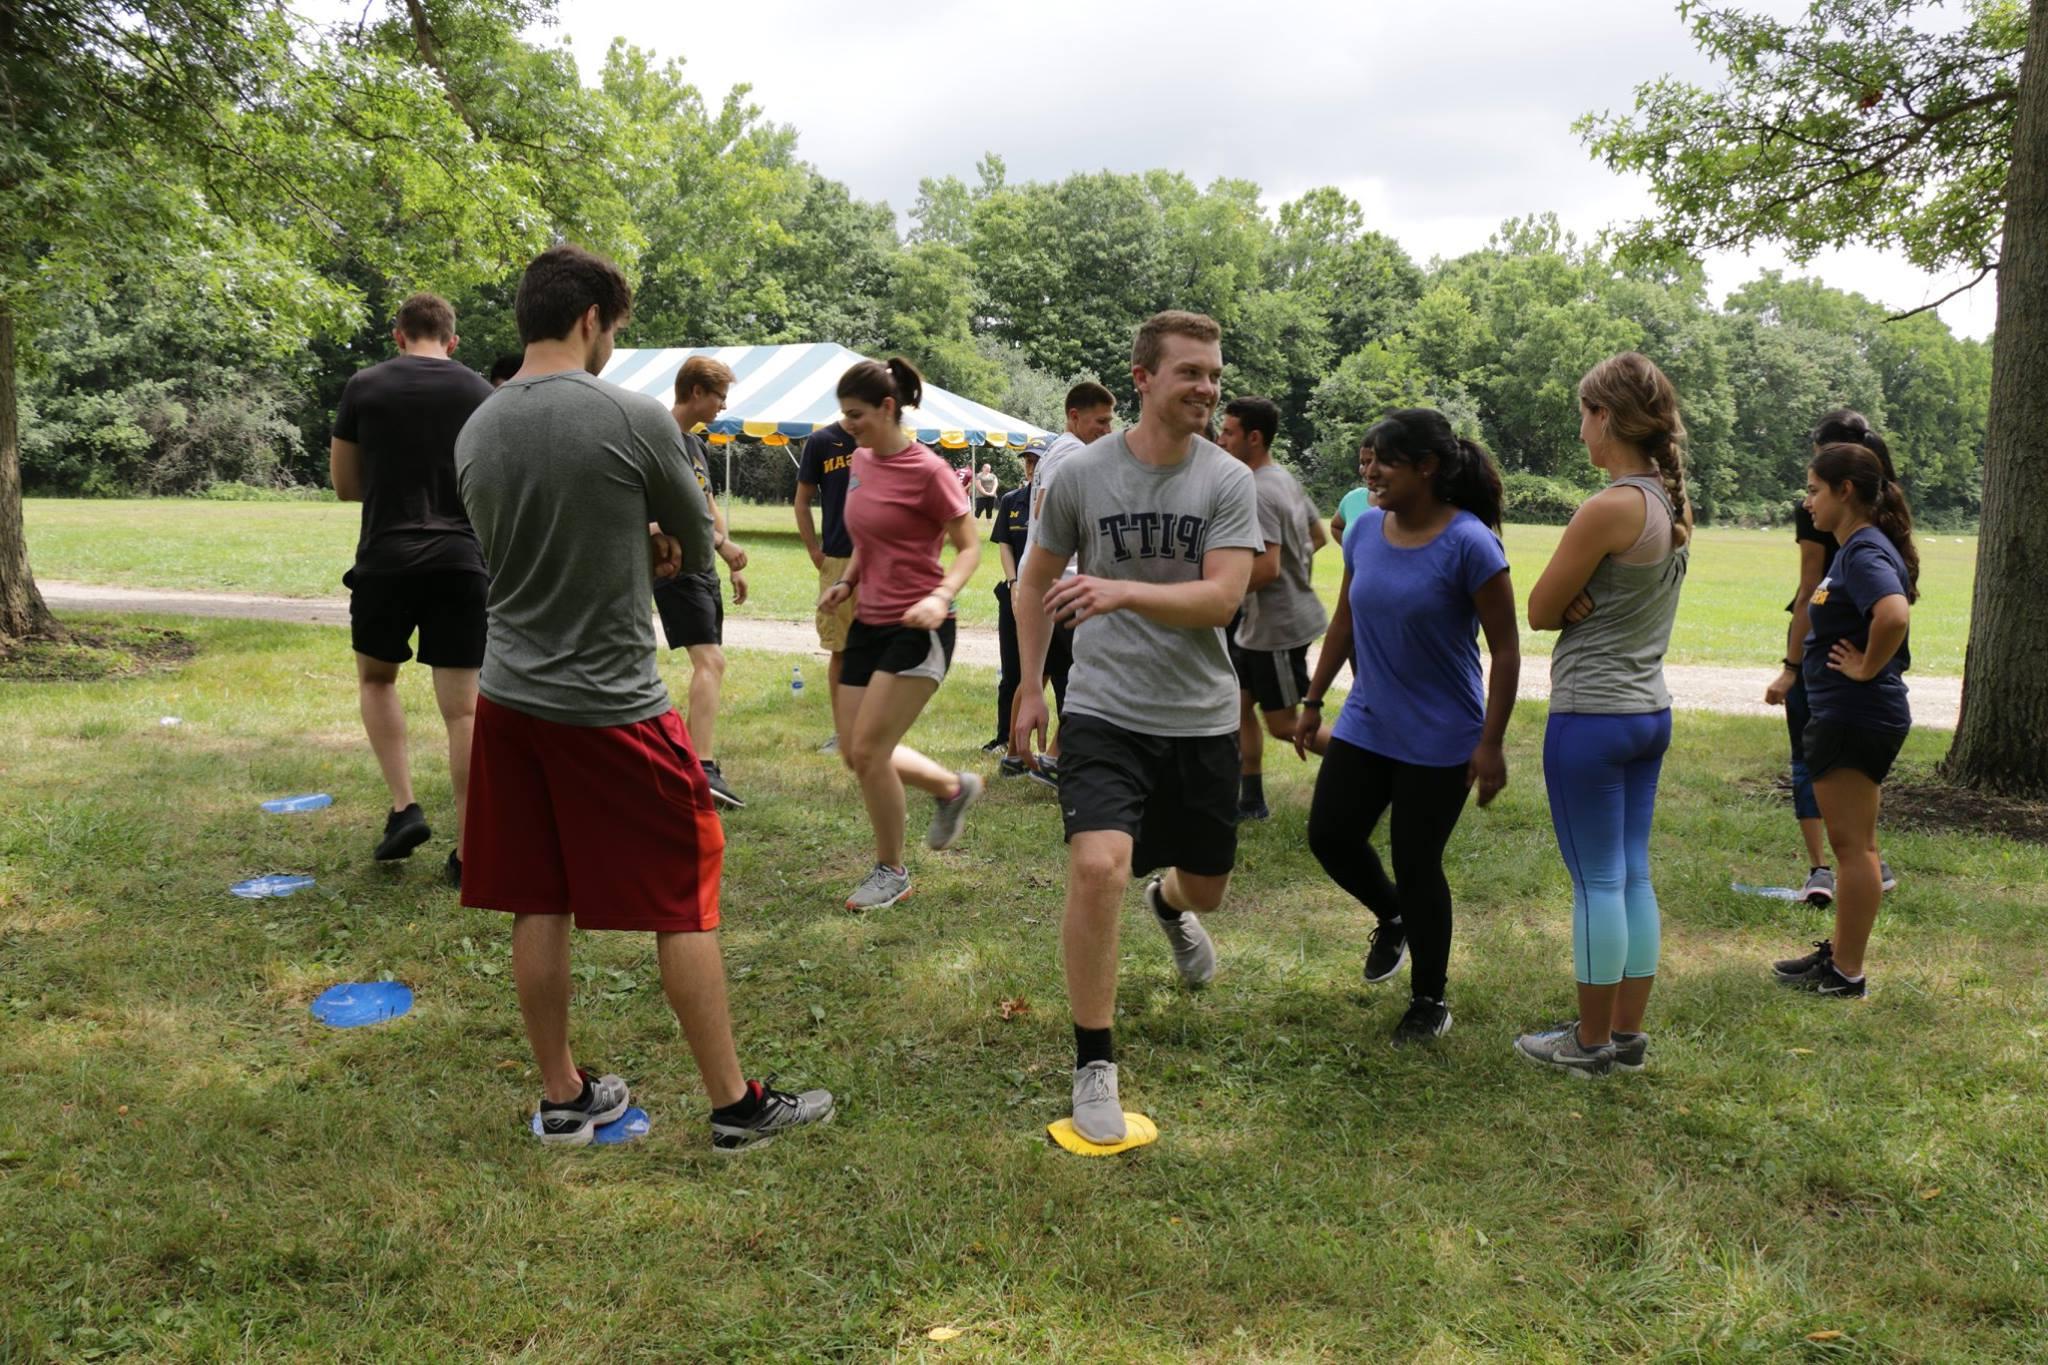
[1771,441,1919,1000]
[1292,409,1520,1047]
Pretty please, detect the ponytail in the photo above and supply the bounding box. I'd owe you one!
[1580,351,1690,548]
[1811,442,1920,603]
[1870,479,1921,603]
[837,355,927,419]
[1361,409,1503,534]
[1811,408,1897,482]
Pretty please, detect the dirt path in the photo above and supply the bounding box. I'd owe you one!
[40,579,1962,729]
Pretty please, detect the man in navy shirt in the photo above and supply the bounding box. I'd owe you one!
[986,449,1038,761]
[795,421,857,747]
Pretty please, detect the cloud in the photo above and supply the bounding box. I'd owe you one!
[546,0,1993,337]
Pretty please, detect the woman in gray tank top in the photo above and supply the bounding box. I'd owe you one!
[1514,352,1691,1079]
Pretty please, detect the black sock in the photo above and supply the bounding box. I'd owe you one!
[712,1080,764,1120]
[1148,879,1182,923]
[1240,773,1264,805]
[1074,1025,1114,1068]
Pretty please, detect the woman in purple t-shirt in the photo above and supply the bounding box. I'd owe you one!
[1293,409,1520,1047]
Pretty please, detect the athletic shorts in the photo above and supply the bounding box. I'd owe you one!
[345,569,487,669]
[1234,642,1310,713]
[841,618,956,688]
[1802,718,1907,785]
[462,696,724,932]
[1058,712,1240,877]
[974,495,997,517]
[654,570,723,650]
[816,556,855,652]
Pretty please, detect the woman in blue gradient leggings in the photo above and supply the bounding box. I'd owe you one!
[1514,352,1691,1078]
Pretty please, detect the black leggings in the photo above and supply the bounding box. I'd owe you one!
[1306,737,1472,1001]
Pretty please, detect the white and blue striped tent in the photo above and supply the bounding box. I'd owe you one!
[600,343,1051,451]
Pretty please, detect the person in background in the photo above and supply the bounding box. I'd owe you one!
[654,356,750,809]
[1217,394,1326,821]
[987,448,1040,759]
[329,291,493,887]
[975,462,1000,520]
[1771,441,1919,1001]
[1018,382,1118,788]
[489,354,522,388]
[795,420,859,753]
[1763,409,1899,906]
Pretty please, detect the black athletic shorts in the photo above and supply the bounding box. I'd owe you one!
[1234,642,1310,713]
[1059,712,1240,878]
[345,569,486,668]
[654,571,723,650]
[842,617,956,688]
[1802,718,1907,785]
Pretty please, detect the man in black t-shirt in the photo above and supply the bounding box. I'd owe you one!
[330,292,495,882]
[794,421,857,746]
[986,450,1037,758]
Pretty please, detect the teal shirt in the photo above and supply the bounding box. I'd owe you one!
[1336,486,1372,545]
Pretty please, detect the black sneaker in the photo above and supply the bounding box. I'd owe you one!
[1362,919,1408,984]
[1611,1030,1648,1072]
[702,760,745,810]
[444,850,462,890]
[998,755,1030,778]
[374,803,431,861]
[710,1076,836,1154]
[1792,961,1867,998]
[1391,996,1451,1046]
[980,736,1009,754]
[536,1068,630,1147]
[1026,758,1059,790]
[1236,800,1270,822]
[1774,939,1834,982]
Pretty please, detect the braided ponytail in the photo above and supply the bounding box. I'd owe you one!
[1644,430,1693,548]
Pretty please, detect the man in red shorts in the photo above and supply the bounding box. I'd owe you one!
[456,244,833,1151]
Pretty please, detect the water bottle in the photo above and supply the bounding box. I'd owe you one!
[791,665,805,698]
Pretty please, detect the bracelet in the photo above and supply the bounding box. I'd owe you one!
[1302,697,1324,709]
[1782,659,1799,670]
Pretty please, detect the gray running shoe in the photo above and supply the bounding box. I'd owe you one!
[998,755,1030,778]
[1071,1060,1125,1144]
[1026,758,1060,791]
[1513,1020,1615,1078]
[817,734,839,754]
[1610,1030,1648,1072]
[926,771,983,850]
[711,1077,836,1155]
[1147,877,1217,987]
[536,1069,630,1147]
[701,759,745,810]
[845,863,911,912]
[1879,860,1898,893]
[1802,865,1835,907]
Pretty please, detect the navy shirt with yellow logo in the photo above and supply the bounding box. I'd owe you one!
[991,483,1031,565]
[1802,525,1912,732]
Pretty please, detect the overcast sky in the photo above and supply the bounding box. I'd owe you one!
[536,0,1995,339]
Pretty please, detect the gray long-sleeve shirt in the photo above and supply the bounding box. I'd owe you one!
[456,370,714,726]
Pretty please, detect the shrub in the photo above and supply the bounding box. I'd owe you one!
[1501,473,1582,525]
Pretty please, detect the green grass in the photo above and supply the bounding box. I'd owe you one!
[23,499,1977,671]
[2,620,2042,1359]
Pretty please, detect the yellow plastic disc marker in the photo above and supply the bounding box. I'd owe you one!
[1046,1112,1159,1156]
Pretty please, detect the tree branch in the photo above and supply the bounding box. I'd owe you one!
[1885,262,1997,321]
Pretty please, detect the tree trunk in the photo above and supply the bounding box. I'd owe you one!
[0,298,60,644]
[1942,0,2048,796]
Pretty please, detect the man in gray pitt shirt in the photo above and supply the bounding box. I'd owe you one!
[456,244,831,1154]
[1015,311,1262,1146]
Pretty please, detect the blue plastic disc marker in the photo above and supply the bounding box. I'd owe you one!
[1730,882,1805,901]
[230,875,316,899]
[261,793,333,814]
[310,982,414,1028]
[528,1107,652,1145]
